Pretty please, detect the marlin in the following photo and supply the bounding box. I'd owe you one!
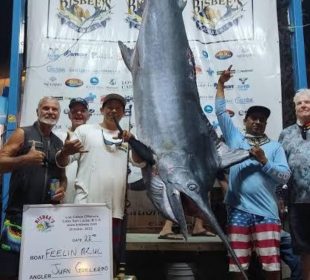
[119,0,249,277]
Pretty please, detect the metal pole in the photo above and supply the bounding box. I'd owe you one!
[1,0,25,226]
[289,0,308,90]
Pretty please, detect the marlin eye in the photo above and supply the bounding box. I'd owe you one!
[188,184,198,191]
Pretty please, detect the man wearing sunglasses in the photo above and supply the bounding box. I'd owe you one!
[56,93,145,275]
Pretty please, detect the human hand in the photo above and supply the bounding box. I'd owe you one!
[25,140,47,166]
[51,186,66,202]
[120,130,134,142]
[62,132,88,155]
[250,145,268,165]
[218,65,233,85]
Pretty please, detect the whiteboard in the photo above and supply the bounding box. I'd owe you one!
[19,204,113,280]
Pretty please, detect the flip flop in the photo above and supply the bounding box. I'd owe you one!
[158,233,184,240]
[192,231,216,237]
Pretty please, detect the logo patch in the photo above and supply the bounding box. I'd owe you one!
[193,0,249,36]
[35,215,55,232]
[58,1,112,33]
[125,0,145,29]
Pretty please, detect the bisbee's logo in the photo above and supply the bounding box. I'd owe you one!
[193,0,246,35]
[35,215,55,232]
[126,0,145,29]
[58,0,112,33]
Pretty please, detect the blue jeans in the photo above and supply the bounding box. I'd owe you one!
[280,230,302,280]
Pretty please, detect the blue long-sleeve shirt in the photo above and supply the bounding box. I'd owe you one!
[215,98,291,219]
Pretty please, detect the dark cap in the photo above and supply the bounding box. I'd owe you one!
[69,98,89,110]
[101,93,126,109]
[245,105,270,119]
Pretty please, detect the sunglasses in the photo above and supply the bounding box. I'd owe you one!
[101,130,123,147]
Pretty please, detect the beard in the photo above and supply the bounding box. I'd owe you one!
[38,116,58,126]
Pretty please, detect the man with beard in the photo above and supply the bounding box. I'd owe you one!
[0,97,67,280]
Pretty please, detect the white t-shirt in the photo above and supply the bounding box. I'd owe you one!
[53,129,78,204]
[70,124,129,219]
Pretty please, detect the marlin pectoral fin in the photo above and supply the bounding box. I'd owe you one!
[147,175,178,223]
[217,141,250,169]
[118,41,134,71]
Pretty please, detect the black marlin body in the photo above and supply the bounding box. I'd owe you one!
[119,0,249,277]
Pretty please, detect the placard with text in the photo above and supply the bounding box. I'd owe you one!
[19,204,112,280]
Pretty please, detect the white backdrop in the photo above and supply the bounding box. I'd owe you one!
[22,0,282,139]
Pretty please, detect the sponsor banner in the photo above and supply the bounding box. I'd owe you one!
[23,0,282,139]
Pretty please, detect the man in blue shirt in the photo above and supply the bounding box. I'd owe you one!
[215,65,291,280]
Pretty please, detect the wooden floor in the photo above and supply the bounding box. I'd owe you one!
[126,233,225,252]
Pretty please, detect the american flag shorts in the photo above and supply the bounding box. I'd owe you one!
[227,207,281,272]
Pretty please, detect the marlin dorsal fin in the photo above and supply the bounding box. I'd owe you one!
[118,41,134,72]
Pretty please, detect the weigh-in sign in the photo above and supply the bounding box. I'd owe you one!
[19,204,112,280]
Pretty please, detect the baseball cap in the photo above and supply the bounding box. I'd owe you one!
[69,98,89,110]
[101,93,126,109]
[245,105,270,119]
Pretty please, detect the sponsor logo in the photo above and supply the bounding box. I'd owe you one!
[192,0,247,36]
[237,47,253,58]
[204,104,213,113]
[44,77,62,87]
[91,52,114,60]
[63,50,88,58]
[202,50,209,59]
[214,83,234,90]
[90,77,99,85]
[239,110,247,116]
[69,67,87,73]
[47,66,65,73]
[226,109,235,117]
[84,93,97,103]
[126,0,145,29]
[122,80,132,90]
[48,48,61,61]
[235,97,253,104]
[65,78,84,87]
[206,67,214,76]
[35,215,55,232]
[212,120,219,129]
[237,77,250,91]
[215,50,233,60]
[109,79,116,86]
[217,69,253,75]
[57,0,112,33]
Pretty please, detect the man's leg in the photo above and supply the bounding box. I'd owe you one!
[227,207,252,278]
[280,230,302,280]
[253,216,281,280]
